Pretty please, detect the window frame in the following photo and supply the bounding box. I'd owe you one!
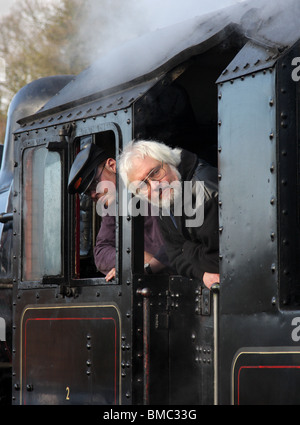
[20,142,64,286]
[69,123,122,287]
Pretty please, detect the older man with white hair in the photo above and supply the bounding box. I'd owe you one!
[119,140,220,289]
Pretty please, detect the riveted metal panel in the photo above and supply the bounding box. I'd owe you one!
[218,69,277,315]
[217,68,280,405]
[216,41,280,83]
[276,41,300,308]
[19,304,121,405]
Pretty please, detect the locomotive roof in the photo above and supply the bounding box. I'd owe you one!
[17,0,300,127]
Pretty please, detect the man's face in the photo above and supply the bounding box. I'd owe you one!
[127,155,180,208]
[88,158,116,207]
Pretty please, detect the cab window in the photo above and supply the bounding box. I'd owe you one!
[73,130,117,281]
[22,146,62,281]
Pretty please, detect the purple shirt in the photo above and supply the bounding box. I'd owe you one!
[94,215,167,274]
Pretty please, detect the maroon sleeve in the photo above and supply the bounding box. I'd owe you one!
[93,216,116,274]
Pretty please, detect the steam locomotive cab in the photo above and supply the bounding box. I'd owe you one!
[9,20,244,404]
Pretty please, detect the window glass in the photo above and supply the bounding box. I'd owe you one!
[22,146,62,281]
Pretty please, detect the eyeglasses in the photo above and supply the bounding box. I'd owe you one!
[135,161,166,193]
[87,162,106,193]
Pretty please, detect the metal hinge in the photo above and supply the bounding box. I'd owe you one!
[166,290,180,311]
[195,286,211,316]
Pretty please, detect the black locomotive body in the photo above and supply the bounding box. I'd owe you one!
[0,0,300,405]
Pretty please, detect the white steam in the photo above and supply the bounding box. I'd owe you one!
[77,0,300,66]
[78,0,246,63]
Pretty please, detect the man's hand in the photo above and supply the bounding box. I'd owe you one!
[144,251,153,263]
[105,267,116,282]
[203,272,220,289]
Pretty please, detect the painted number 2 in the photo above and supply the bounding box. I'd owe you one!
[66,386,70,400]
